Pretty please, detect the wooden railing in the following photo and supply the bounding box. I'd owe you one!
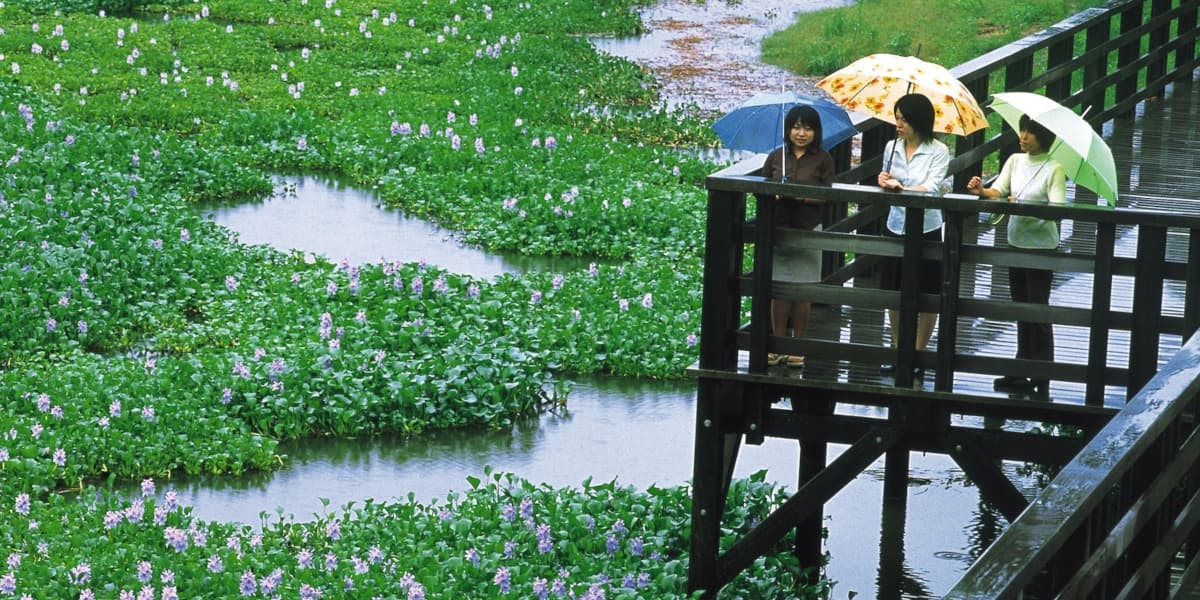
[688,1,1200,596]
[700,178,1200,402]
[945,331,1200,597]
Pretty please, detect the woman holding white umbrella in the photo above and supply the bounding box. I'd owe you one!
[877,93,950,377]
[968,115,1067,394]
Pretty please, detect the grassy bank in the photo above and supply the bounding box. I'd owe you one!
[763,0,1109,75]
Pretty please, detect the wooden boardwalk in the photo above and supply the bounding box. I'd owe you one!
[755,75,1200,409]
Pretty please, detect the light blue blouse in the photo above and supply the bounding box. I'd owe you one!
[883,138,951,235]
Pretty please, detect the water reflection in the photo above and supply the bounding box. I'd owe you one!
[197,175,594,278]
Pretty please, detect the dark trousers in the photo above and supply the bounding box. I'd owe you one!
[1009,266,1054,364]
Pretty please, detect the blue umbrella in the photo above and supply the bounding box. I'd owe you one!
[712,91,857,154]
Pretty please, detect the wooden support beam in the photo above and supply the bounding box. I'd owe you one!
[1086,222,1116,406]
[1129,225,1167,398]
[713,427,903,591]
[949,434,1030,523]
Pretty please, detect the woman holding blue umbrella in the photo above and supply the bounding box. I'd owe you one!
[758,105,835,368]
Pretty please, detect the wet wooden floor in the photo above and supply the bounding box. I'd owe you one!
[747,76,1200,410]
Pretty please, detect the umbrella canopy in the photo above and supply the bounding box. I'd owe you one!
[989,91,1118,206]
[817,53,987,136]
[712,91,857,154]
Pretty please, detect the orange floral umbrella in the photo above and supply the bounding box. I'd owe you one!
[817,53,987,136]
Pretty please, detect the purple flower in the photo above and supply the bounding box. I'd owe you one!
[530,290,542,304]
[164,528,188,552]
[300,583,321,599]
[687,333,698,347]
[619,299,629,311]
[411,277,423,295]
[52,448,66,466]
[545,136,557,150]
[408,584,425,600]
[465,548,480,566]
[606,534,619,554]
[502,504,515,522]
[0,572,13,594]
[180,229,190,243]
[493,567,511,594]
[552,274,564,290]
[225,276,238,292]
[137,561,152,583]
[536,524,553,554]
[467,284,480,299]
[325,280,337,295]
[551,579,567,597]
[125,500,144,523]
[239,571,257,596]
[325,552,338,571]
[532,578,549,600]
[207,555,224,573]
[504,540,515,559]
[474,137,485,153]
[325,519,341,541]
[297,136,308,151]
[642,293,653,309]
[69,563,92,586]
[451,135,461,151]
[588,263,598,277]
[141,479,155,496]
[45,318,57,333]
[419,123,430,136]
[297,549,313,570]
[77,321,88,334]
[630,537,644,556]
[220,388,232,404]
[519,497,534,520]
[622,574,636,589]
[446,111,456,123]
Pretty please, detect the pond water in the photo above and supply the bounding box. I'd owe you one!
[138,373,1029,599]
[589,0,852,115]
[197,174,593,278]
[184,174,1036,597]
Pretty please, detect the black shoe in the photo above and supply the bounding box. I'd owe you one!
[994,375,1034,391]
[880,364,896,374]
[913,367,925,379]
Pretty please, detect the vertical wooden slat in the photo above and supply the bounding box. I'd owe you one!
[955,75,989,194]
[1116,1,1144,116]
[1177,1,1199,80]
[1086,222,1117,406]
[936,211,964,392]
[1186,227,1200,341]
[749,195,775,373]
[1046,36,1075,102]
[1082,15,1112,118]
[894,206,924,388]
[1129,225,1168,398]
[1148,0,1172,95]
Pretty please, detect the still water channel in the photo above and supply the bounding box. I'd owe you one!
[179,174,1039,598]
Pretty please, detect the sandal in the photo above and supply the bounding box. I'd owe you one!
[786,355,806,368]
[767,353,787,366]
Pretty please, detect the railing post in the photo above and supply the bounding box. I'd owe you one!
[1129,225,1168,399]
[1187,227,1200,339]
[699,189,745,371]
[894,205,924,388]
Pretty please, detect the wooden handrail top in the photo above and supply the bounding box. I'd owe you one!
[706,177,1200,228]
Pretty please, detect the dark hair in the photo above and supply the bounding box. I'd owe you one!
[894,93,935,141]
[783,105,823,151]
[1018,114,1057,150]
